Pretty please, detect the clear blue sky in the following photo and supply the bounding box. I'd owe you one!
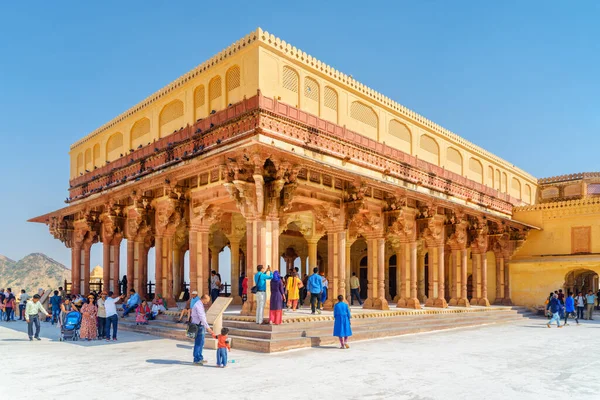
[1,1,598,274]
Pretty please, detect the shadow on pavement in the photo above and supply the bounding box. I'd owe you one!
[146,359,196,366]
[176,344,193,350]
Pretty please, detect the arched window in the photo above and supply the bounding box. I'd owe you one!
[106,132,123,162]
[226,66,241,104]
[469,158,483,184]
[159,100,184,138]
[446,147,462,175]
[130,118,151,148]
[419,134,439,165]
[209,76,223,112]
[281,66,299,107]
[511,177,522,199]
[84,148,92,171]
[194,85,205,120]
[93,144,100,168]
[323,86,338,123]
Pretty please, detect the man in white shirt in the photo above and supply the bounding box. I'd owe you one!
[104,291,124,341]
[575,292,585,321]
[210,270,221,303]
[25,294,50,341]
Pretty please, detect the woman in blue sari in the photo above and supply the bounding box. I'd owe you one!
[333,295,352,349]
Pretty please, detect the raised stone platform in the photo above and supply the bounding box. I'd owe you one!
[117,304,534,353]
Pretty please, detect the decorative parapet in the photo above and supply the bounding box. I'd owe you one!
[256,28,537,183]
[539,172,600,185]
[514,196,600,218]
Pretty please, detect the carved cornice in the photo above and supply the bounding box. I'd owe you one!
[190,202,222,231]
[422,213,446,248]
[515,196,600,219]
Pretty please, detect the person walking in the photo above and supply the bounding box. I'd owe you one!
[307,267,323,315]
[564,292,578,326]
[546,294,563,328]
[191,294,213,365]
[121,289,141,318]
[25,294,50,340]
[18,289,29,321]
[80,295,98,341]
[210,271,221,303]
[321,273,329,308]
[212,327,231,368]
[104,291,124,341]
[269,271,285,325]
[59,296,75,328]
[585,290,597,320]
[333,295,352,349]
[49,290,62,325]
[97,292,107,339]
[241,274,248,304]
[575,292,585,321]
[4,289,15,322]
[254,265,272,324]
[350,272,363,306]
[300,274,309,307]
[286,271,303,311]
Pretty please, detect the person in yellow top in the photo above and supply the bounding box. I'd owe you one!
[25,294,50,341]
[286,271,304,311]
[350,272,363,306]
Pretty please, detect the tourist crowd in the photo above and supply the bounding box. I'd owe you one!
[544,288,599,328]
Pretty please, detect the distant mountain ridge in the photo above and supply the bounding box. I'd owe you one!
[0,253,70,294]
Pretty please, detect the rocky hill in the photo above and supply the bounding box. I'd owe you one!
[0,253,70,293]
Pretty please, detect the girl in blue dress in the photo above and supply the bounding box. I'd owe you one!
[333,295,352,349]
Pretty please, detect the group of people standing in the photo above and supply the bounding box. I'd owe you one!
[546,289,598,328]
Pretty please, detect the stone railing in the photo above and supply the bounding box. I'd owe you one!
[68,92,522,215]
[539,172,600,185]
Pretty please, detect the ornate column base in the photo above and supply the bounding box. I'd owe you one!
[396,297,407,308]
[457,298,471,307]
[241,300,255,316]
[232,295,243,305]
[493,298,504,305]
[323,299,334,311]
[393,294,400,303]
[385,293,392,301]
[166,298,178,308]
[502,298,513,306]
[425,297,435,307]
[363,297,390,310]
[470,297,480,305]
[398,298,420,309]
[433,298,448,308]
[478,297,490,307]
[448,297,459,306]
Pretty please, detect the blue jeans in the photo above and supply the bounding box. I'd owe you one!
[321,289,328,304]
[105,315,118,339]
[549,312,561,326]
[122,304,137,317]
[193,326,206,363]
[51,308,60,325]
[19,304,26,320]
[210,289,220,303]
[216,347,228,366]
[350,288,363,305]
[5,308,13,321]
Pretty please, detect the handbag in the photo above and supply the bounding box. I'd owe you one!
[250,286,258,294]
[186,323,199,339]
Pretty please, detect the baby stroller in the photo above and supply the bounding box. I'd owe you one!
[59,311,82,341]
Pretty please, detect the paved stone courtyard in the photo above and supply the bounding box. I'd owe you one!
[1,316,599,399]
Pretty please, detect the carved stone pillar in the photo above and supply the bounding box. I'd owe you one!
[155,235,164,297]
[503,263,513,305]
[82,239,92,295]
[417,250,426,302]
[189,227,210,295]
[103,240,111,291]
[363,235,389,310]
[111,235,122,293]
[384,255,391,301]
[127,240,135,293]
[324,230,346,310]
[423,213,447,308]
[407,241,420,309]
[72,243,82,295]
[392,246,402,302]
[210,246,220,273]
[173,247,182,298]
[230,239,242,304]
[307,239,319,274]
[494,255,505,304]
[480,253,490,306]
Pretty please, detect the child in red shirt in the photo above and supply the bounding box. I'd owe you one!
[212,327,231,367]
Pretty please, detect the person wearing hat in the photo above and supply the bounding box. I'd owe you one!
[97,292,107,339]
[177,290,199,323]
[25,294,50,341]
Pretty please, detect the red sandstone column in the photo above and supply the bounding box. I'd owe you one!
[72,245,81,295]
[494,255,504,304]
[102,241,111,290]
[83,242,92,295]
[479,253,490,306]
[407,241,420,309]
[459,249,470,307]
[127,240,135,294]
[449,249,460,306]
[471,252,480,304]
[241,218,258,316]
[155,236,163,297]
[434,245,448,308]
[230,239,242,305]
[113,236,122,293]
[165,236,174,303]
[502,263,512,305]
[189,229,198,292]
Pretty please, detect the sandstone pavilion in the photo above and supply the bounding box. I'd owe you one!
[30,28,600,329]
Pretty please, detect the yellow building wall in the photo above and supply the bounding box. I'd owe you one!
[256,39,537,203]
[511,203,600,307]
[69,43,260,179]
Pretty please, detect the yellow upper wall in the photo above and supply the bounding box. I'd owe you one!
[69,32,260,179]
[68,28,538,205]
